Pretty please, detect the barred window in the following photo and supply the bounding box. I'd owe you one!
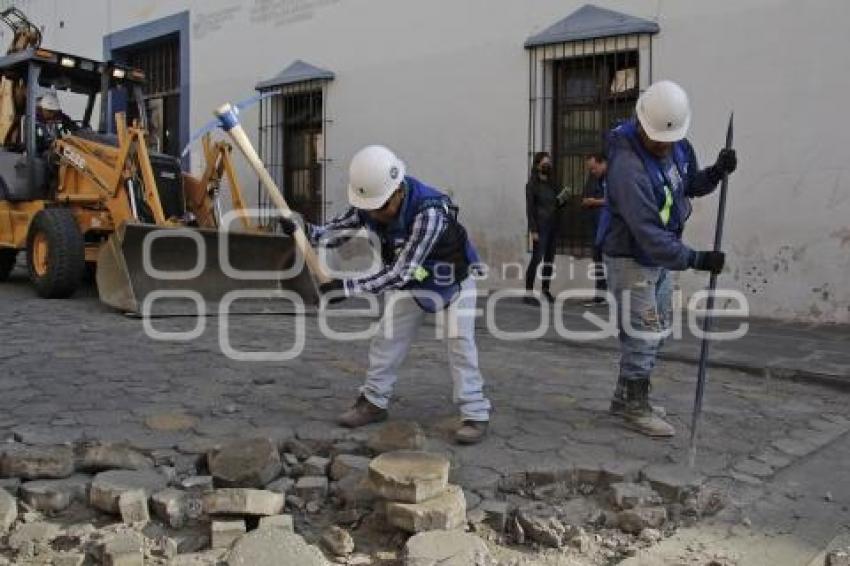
[525,5,657,257]
[255,61,333,228]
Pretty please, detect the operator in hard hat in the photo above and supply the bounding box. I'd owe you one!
[280,145,492,445]
[35,91,76,152]
[601,80,737,437]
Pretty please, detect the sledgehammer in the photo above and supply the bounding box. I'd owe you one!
[213,103,331,285]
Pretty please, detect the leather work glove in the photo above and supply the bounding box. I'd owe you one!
[319,279,347,305]
[278,213,303,236]
[690,251,726,275]
[714,148,737,175]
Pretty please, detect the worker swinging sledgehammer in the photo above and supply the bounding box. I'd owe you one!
[600,80,738,437]
[280,145,492,445]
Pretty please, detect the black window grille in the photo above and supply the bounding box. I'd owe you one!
[527,34,651,257]
[119,34,181,157]
[257,80,329,228]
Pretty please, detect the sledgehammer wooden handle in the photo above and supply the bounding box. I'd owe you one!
[215,103,331,285]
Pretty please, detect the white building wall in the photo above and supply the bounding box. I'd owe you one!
[10,0,850,323]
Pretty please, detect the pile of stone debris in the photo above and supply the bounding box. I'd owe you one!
[0,419,726,565]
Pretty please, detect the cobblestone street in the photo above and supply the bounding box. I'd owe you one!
[1,269,849,564]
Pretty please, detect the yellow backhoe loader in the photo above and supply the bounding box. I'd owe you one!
[0,9,317,313]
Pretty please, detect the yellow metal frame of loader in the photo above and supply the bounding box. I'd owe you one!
[0,113,263,264]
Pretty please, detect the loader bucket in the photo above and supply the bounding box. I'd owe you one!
[96,222,319,315]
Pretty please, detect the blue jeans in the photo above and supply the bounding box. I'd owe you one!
[604,256,673,401]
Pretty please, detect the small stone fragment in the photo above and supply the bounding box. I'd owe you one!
[207,438,282,488]
[303,456,331,476]
[0,444,74,479]
[211,519,246,549]
[330,454,371,481]
[479,499,510,532]
[617,506,667,534]
[367,421,426,454]
[321,525,355,556]
[640,465,704,502]
[151,488,188,528]
[0,478,21,496]
[100,531,143,566]
[387,484,466,533]
[203,488,284,516]
[52,552,86,566]
[516,508,565,548]
[227,528,329,566]
[404,530,491,566]
[8,521,60,552]
[0,489,17,533]
[258,514,294,532]
[89,470,167,514]
[826,548,850,566]
[284,439,313,461]
[118,489,150,525]
[610,482,662,510]
[265,477,295,495]
[77,442,152,471]
[295,476,329,501]
[639,527,662,544]
[19,474,90,513]
[368,451,449,504]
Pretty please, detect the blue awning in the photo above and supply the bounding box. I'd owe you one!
[525,4,659,48]
[255,59,335,91]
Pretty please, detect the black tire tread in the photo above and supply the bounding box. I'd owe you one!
[0,248,16,281]
[26,208,85,298]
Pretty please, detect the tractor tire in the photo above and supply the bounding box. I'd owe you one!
[26,208,85,298]
[0,249,17,281]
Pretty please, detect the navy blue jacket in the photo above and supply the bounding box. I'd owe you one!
[601,121,720,270]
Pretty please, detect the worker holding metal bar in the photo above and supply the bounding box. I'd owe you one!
[600,80,737,437]
[280,145,492,445]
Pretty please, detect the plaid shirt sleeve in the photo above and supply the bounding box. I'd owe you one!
[344,206,447,295]
[306,207,364,249]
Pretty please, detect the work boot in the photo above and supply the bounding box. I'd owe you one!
[621,380,675,437]
[455,420,489,445]
[609,397,666,418]
[337,395,388,428]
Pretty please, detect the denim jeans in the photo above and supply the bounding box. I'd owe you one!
[604,256,673,401]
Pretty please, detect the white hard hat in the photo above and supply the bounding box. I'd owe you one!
[635,80,691,142]
[347,145,406,210]
[37,91,61,112]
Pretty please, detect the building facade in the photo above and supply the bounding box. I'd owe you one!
[5,0,849,323]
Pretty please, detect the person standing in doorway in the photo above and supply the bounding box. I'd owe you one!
[582,152,609,306]
[524,151,560,304]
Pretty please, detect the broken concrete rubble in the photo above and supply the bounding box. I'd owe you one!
[202,488,284,516]
[0,488,17,533]
[0,444,75,479]
[19,474,91,513]
[226,528,330,566]
[320,524,355,556]
[207,438,281,488]
[210,519,245,549]
[118,489,150,525]
[404,529,491,566]
[76,442,152,471]
[386,484,466,533]
[89,469,167,514]
[368,451,450,503]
